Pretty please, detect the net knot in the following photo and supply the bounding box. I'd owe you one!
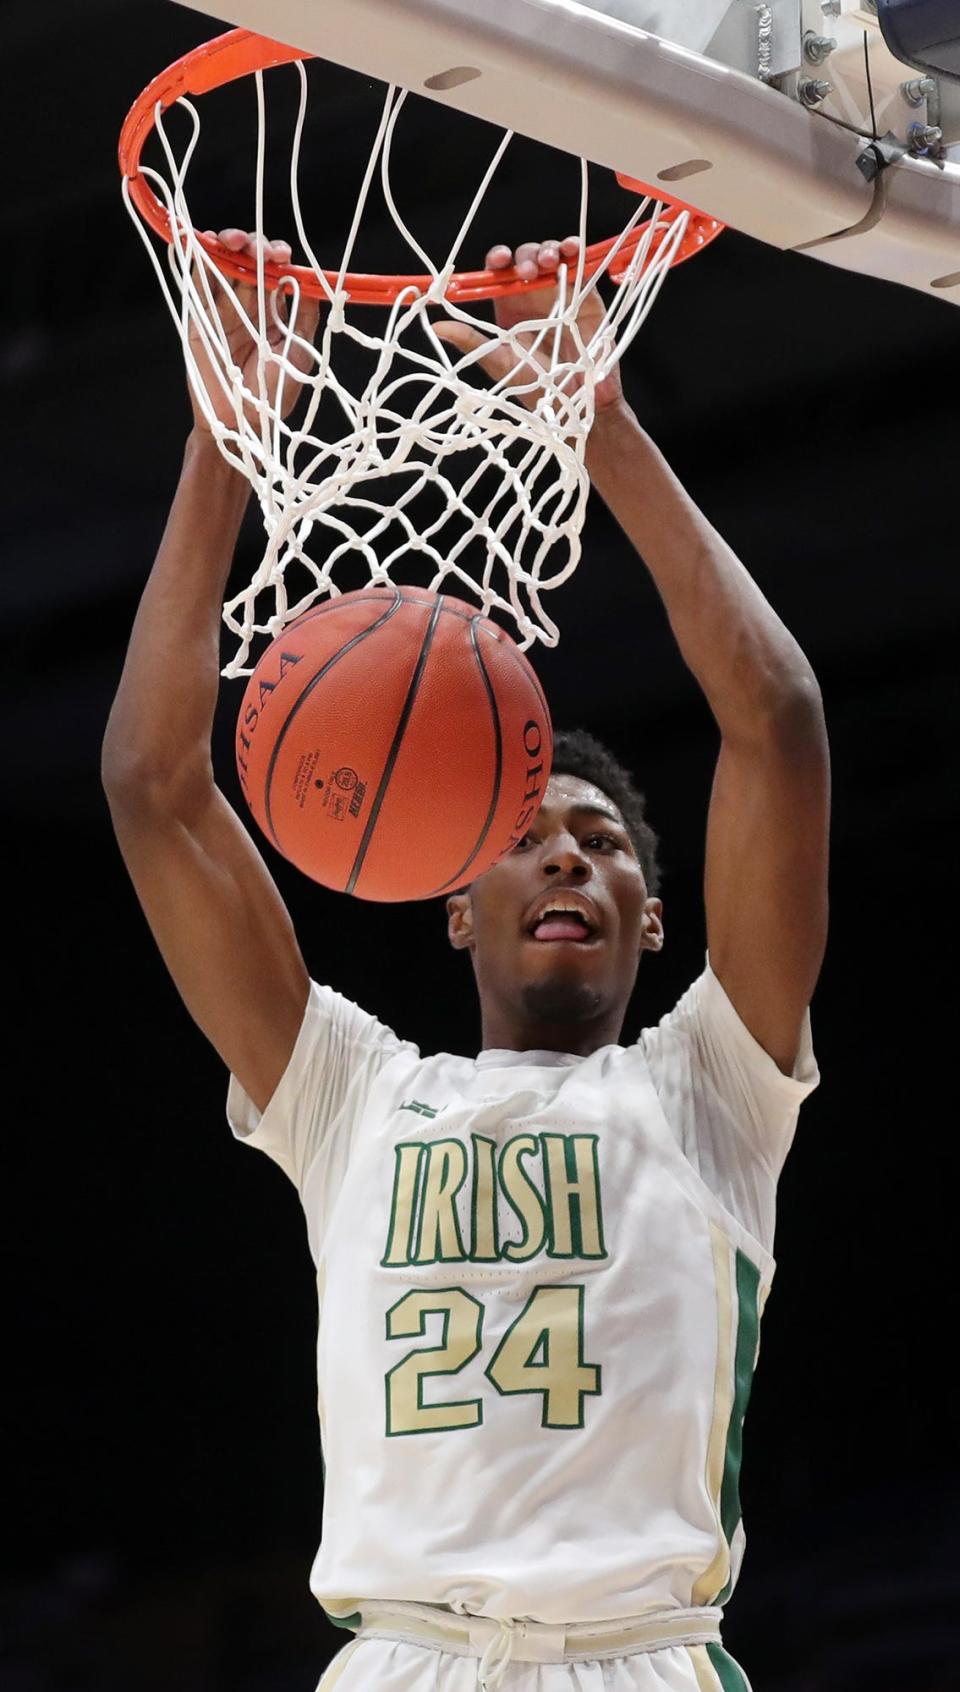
[430,264,457,302]
[328,289,350,330]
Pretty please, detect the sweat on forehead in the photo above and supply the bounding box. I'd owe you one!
[540,774,625,827]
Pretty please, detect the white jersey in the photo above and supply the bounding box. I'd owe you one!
[227,956,818,1631]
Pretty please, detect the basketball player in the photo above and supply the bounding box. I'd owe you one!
[102,230,830,1692]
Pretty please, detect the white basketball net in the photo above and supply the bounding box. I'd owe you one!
[123,62,690,677]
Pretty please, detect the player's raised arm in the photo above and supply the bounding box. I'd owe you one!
[101,231,321,1113]
[583,388,829,1077]
[445,235,830,1075]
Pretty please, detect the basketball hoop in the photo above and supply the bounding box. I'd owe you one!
[120,28,722,677]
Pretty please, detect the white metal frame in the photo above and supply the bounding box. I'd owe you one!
[175,0,960,302]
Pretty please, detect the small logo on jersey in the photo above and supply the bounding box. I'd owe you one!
[399,1098,441,1119]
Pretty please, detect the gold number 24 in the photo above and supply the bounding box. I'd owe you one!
[385,1283,601,1435]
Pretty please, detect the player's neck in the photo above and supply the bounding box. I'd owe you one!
[478,1002,625,1058]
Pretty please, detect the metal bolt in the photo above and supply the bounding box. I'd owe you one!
[821,0,841,15]
[799,78,833,106]
[901,76,937,106]
[805,31,838,63]
[908,122,943,152]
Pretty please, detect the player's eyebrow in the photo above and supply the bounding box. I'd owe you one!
[535,801,628,831]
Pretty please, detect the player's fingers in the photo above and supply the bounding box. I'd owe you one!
[299,294,322,342]
[218,227,251,253]
[196,231,219,271]
[434,320,521,386]
[485,240,564,279]
[434,320,488,355]
[216,230,298,322]
[214,231,265,320]
[216,229,293,266]
[193,232,231,303]
[265,242,299,330]
[514,241,541,281]
[240,230,279,265]
[278,286,321,361]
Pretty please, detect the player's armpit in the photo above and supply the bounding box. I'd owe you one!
[106,779,310,1113]
[704,679,830,1077]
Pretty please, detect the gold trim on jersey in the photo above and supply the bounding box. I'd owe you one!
[689,1643,721,1691]
[687,1641,754,1690]
[379,1131,608,1267]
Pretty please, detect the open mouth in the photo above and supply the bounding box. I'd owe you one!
[525,910,601,944]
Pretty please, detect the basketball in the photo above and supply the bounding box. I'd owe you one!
[235,587,553,901]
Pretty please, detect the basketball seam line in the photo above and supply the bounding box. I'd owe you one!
[345,593,446,897]
[419,616,504,899]
[262,591,404,850]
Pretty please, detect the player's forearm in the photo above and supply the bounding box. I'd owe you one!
[102,430,249,800]
[586,404,817,734]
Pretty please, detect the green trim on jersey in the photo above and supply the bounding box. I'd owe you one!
[717,1249,761,1606]
[323,1606,363,1632]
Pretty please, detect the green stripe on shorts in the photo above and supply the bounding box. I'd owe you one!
[706,1641,751,1691]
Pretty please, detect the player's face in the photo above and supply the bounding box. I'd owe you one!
[446,774,663,1053]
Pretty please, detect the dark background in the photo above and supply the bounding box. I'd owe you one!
[6,3,959,1688]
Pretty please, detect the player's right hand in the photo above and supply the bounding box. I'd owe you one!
[187,228,321,437]
[434,237,623,419]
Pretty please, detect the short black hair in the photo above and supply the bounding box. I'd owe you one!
[550,726,661,897]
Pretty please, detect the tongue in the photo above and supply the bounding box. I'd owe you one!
[532,917,591,941]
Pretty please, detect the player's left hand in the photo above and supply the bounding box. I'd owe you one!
[434,237,625,419]
[188,229,321,437]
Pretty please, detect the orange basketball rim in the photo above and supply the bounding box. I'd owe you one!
[118,27,724,306]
